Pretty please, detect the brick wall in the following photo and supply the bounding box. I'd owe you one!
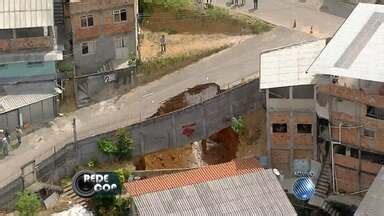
[0,37,53,52]
[71,0,135,42]
[269,111,315,176]
[319,84,384,109]
[334,153,380,193]
[70,0,135,14]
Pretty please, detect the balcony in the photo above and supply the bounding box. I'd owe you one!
[0,36,54,53]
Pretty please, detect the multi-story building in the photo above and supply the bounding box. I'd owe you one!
[309,3,384,193]
[261,3,384,195]
[69,0,138,105]
[0,0,63,130]
[260,40,326,177]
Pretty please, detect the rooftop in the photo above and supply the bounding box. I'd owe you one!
[0,0,54,29]
[125,158,297,216]
[309,3,384,82]
[0,82,57,114]
[260,40,326,89]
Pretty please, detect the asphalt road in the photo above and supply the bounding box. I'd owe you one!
[0,27,314,187]
[214,0,345,38]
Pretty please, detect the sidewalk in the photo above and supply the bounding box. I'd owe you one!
[214,0,345,38]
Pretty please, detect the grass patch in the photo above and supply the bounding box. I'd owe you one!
[205,7,272,34]
[136,45,229,84]
[140,0,272,35]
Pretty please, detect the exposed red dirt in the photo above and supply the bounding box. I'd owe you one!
[151,83,221,117]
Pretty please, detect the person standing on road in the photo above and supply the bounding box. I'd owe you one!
[253,0,258,9]
[15,127,23,146]
[4,128,10,144]
[2,136,9,156]
[160,35,167,53]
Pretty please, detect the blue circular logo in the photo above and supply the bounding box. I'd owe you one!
[292,177,315,201]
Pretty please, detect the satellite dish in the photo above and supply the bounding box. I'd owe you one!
[272,168,280,176]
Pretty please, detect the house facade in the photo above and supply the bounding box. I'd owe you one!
[260,40,326,177]
[0,0,63,130]
[69,0,138,105]
[261,3,384,195]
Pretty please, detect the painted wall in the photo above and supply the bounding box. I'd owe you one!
[0,61,56,83]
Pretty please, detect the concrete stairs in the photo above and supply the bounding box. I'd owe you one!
[309,155,340,216]
[315,159,331,198]
[77,81,90,107]
[62,184,88,208]
[54,0,65,25]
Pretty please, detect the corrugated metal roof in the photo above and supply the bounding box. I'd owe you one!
[309,3,384,82]
[131,169,297,216]
[260,40,326,89]
[0,82,56,114]
[0,0,54,29]
[125,158,262,196]
[354,167,384,216]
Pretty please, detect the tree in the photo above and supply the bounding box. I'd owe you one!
[114,129,133,160]
[97,137,116,156]
[97,129,133,161]
[15,191,41,216]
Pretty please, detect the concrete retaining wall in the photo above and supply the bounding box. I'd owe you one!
[0,79,263,210]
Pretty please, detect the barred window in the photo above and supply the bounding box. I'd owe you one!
[113,9,127,22]
[80,15,94,28]
[114,36,128,48]
[81,41,96,55]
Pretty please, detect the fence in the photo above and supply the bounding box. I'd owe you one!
[0,79,263,210]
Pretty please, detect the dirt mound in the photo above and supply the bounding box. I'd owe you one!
[151,83,221,117]
[207,127,239,163]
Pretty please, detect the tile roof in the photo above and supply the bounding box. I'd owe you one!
[260,40,326,89]
[125,158,262,196]
[126,161,297,216]
[354,167,384,216]
[0,0,54,29]
[309,3,384,82]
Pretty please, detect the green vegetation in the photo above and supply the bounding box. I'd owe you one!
[87,158,99,168]
[140,0,271,34]
[97,138,116,156]
[90,195,132,216]
[140,0,193,15]
[15,191,41,216]
[205,6,271,34]
[137,45,228,84]
[114,168,131,184]
[97,129,134,160]
[231,116,245,135]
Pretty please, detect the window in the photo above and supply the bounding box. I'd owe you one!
[297,124,312,134]
[269,87,290,99]
[363,128,375,138]
[114,36,128,48]
[113,9,127,22]
[15,27,45,38]
[292,85,314,99]
[27,62,44,67]
[0,64,7,69]
[0,30,13,39]
[367,105,384,120]
[80,15,94,28]
[272,123,287,133]
[81,41,96,55]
